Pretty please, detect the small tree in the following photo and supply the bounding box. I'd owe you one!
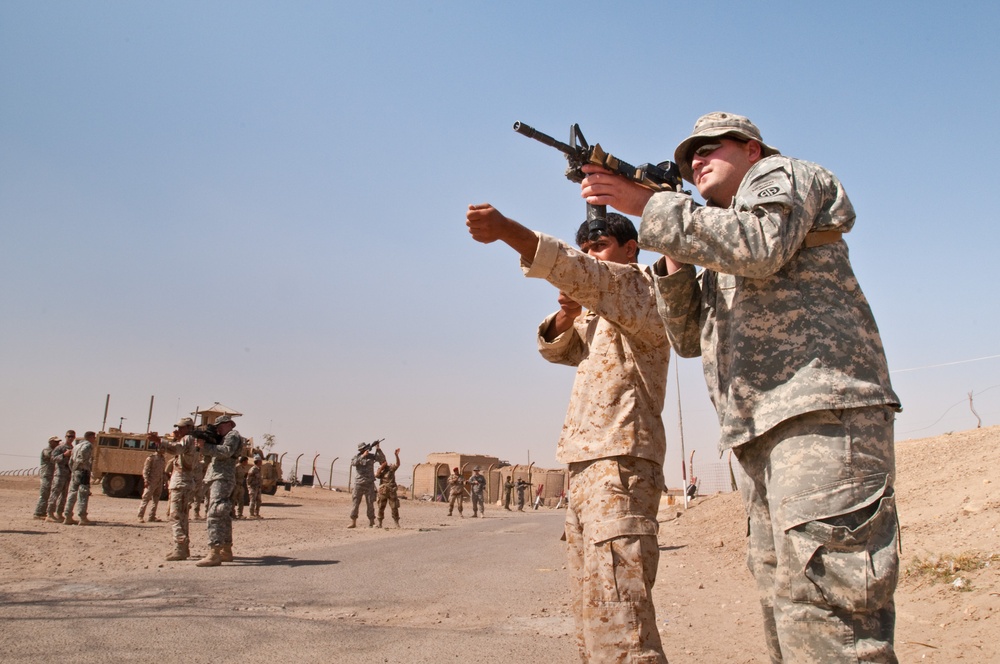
[260,432,276,452]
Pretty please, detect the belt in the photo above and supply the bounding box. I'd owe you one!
[803,230,843,248]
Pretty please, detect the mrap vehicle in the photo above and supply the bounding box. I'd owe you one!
[92,428,283,498]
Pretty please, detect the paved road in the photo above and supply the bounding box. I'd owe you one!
[0,511,577,663]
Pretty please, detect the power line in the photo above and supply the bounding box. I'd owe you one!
[892,353,1000,374]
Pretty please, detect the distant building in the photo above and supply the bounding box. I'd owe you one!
[411,452,567,506]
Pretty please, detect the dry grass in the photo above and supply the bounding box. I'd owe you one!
[905,551,1000,591]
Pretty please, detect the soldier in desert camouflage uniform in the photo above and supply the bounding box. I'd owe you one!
[63,431,95,525]
[246,456,262,518]
[156,419,202,561]
[46,430,75,522]
[446,467,466,517]
[466,206,670,663]
[137,443,166,522]
[232,456,250,519]
[33,436,60,519]
[196,415,243,567]
[581,112,901,663]
[375,447,401,528]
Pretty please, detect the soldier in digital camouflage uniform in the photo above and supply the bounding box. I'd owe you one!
[137,443,166,522]
[196,415,244,567]
[46,430,75,522]
[33,436,60,519]
[468,466,486,518]
[348,442,385,528]
[515,478,528,512]
[581,112,901,663]
[466,205,670,663]
[446,467,466,517]
[63,431,95,525]
[246,456,263,518]
[232,456,250,519]
[156,418,202,561]
[375,447,401,528]
[502,476,514,511]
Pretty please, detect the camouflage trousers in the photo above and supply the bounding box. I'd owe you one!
[350,482,376,521]
[377,484,400,522]
[248,488,261,517]
[47,470,70,517]
[565,456,667,664]
[471,489,485,515]
[65,470,91,518]
[169,480,196,545]
[205,478,235,547]
[448,488,464,515]
[139,482,161,518]
[34,472,54,517]
[231,484,246,516]
[734,406,899,664]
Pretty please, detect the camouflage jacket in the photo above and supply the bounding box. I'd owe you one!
[468,473,486,494]
[351,449,384,486]
[639,155,899,451]
[159,434,200,487]
[143,453,165,485]
[70,440,93,472]
[39,446,55,479]
[202,429,243,483]
[524,232,669,466]
[246,464,262,491]
[51,443,72,474]
[376,463,398,488]
[446,472,465,495]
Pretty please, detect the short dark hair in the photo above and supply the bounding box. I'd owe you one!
[575,213,640,260]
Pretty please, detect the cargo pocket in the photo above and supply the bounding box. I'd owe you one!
[779,474,899,613]
[587,515,660,603]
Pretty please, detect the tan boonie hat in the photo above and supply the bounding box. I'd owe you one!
[48,436,61,443]
[674,111,780,184]
[174,417,194,428]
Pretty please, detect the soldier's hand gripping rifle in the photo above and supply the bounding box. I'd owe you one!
[513,121,683,240]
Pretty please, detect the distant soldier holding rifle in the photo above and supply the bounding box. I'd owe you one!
[468,466,486,518]
[196,415,243,567]
[446,467,466,517]
[502,476,514,511]
[349,439,385,528]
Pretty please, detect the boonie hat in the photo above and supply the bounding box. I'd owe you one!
[214,415,234,426]
[674,111,780,184]
[48,436,61,443]
[174,417,194,428]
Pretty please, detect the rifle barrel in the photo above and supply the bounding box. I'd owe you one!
[513,121,575,156]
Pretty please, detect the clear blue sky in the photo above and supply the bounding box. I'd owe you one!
[2,1,998,489]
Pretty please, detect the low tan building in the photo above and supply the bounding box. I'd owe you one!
[411,453,567,507]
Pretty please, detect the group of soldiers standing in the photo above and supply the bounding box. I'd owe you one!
[32,415,261,569]
[34,429,95,525]
[444,466,487,517]
[349,442,401,528]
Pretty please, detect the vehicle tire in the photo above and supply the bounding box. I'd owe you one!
[264,484,278,496]
[102,474,134,498]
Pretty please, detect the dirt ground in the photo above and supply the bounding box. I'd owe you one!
[2,425,999,662]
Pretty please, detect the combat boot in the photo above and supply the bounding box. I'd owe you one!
[220,543,234,562]
[166,542,189,561]
[196,546,223,567]
[148,516,161,522]
[63,515,78,525]
[78,516,94,526]
[348,518,357,529]
[376,518,383,528]
[46,513,61,523]
[368,519,375,528]
[393,518,400,528]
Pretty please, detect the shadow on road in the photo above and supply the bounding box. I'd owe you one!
[237,555,339,568]
[659,544,687,552]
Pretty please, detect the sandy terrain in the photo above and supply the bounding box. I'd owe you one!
[2,425,999,662]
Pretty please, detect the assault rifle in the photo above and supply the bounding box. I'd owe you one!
[358,438,385,455]
[513,121,683,240]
